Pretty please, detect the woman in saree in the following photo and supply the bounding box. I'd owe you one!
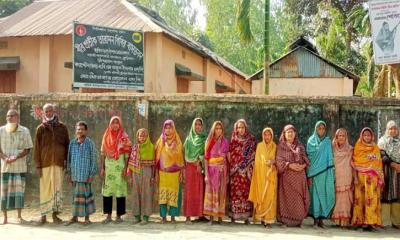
[306,121,335,228]
[183,118,207,224]
[203,121,229,225]
[276,124,310,227]
[229,119,256,224]
[127,128,155,224]
[378,121,400,229]
[352,127,383,231]
[331,128,354,227]
[249,128,277,228]
[155,120,184,224]
[100,116,131,224]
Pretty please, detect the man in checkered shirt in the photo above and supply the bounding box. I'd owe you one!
[0,109,33,224]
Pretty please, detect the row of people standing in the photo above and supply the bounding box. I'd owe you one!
[1,104,399,230]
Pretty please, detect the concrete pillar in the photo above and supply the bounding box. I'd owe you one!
[144,33,163,94]
[38,36,52,93]
[342,77,353,96]
[322,102,340,137]
[202,58,214,93]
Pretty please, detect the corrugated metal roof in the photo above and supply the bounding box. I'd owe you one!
[270,47,344,78]
[0,0,161,36]
[248,42,360,93]
[0,0,247,78]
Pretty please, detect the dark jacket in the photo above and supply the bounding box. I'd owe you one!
[34,122,69,169]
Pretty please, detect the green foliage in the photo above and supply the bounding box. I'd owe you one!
[133,0,200,38]
[0,0,32,18]
[236,0,254,44]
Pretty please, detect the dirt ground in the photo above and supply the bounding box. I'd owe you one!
[0,207,399,240]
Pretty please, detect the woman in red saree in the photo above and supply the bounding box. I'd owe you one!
[276,124,310,227]
[228,119,256,224]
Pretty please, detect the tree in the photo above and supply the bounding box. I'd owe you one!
[0,0,33,18]
[133,0,200,39]
[236,0,270,94]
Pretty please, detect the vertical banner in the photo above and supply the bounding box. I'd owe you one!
[73,23,144,90]
[369,0,400,65]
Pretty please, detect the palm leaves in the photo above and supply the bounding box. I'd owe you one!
[236,0,270,94]
[236,0,254,44]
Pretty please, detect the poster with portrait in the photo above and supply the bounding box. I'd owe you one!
[369,0,400,64]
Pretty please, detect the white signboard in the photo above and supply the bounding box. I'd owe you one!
[369,0,400,64]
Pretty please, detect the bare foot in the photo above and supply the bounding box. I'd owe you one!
[161,218,167,224]
[244,219,250,225]
[1,218,7,225]
[185,220,193,225]
[218,217,223,224]
[171,217,176,224]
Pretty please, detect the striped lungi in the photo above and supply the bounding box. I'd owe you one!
[0,172,26,211]
[72,182,96,217]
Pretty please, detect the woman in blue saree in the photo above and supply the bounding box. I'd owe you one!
[306,120,335,228]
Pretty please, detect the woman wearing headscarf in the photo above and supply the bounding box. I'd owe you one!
[183,118,207,224]
[276,124,310,227]
[155,120,184,224]
[331,128,354,227]
[228,119,256,224]
[248,128,277,228]
[378,121,400,228]
[127,128,155,224]
[100,116,131,224]
[203,121,229,225]
[306,121,335,228]
[352,127,383,231]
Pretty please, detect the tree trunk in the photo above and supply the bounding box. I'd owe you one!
[264,0,270,95]
[367,42,375,91]
[391,64,400,97]
[373,65,389,97]
[345,24,353,66]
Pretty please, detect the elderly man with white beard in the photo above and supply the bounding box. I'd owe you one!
[0,109,33,224]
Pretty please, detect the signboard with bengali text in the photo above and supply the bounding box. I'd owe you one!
[73,23,144,90]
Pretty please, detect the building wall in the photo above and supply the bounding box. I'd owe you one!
[161,35,204,93]
[0,34,248,94]
[252,77,354,96]
[0,36,40,93]
[50,35,73,92]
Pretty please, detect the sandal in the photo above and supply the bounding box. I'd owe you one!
[32,217,47,226]
[64,219,78,226]
[102,218,112,224]
[52,216,63,224]
[82,220,92,226]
